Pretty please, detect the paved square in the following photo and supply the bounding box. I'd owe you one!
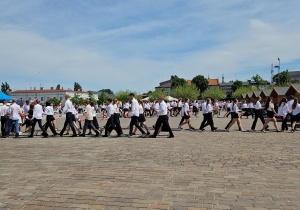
[0,114,300,210]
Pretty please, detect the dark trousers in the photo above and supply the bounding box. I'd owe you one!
[82,120,99,135]
[44,115,57,135]
[179,116,185,125]
[77,120,82,129]
[287,113,294,128]
[225,113,241,130]
[113,113,123,135]
[105,117,116,135]
[200,113,215,130]
[281,116,288,131]
[144,109,151,116]
[31,118,48,137]
[153,115,173,137]
[129,116,145,135]
[251,110,267,130]
[123,108,129,117]
[1,116,8,137]
[60,112,77,135]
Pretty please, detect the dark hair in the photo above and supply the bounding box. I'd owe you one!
[91,101,95,106]
[29,104,34,110]
[279,97,287,106]
[46,101,51,106]
[185,98,189,102]
[26,100,30,104]
[129,93,135,97]
[292,98,298,110]
[290,95,294,100]
[265,97,271,110]
[107,99,112,103]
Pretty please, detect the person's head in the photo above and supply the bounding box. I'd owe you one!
[290,95,294,100]
[36,99,40,104]
[12,98,17,103]
[65,94,70,100]
[129,93,135,100]
[30,104,34,110]
[113,99,118,104]
[91,101,95,107]
[3,100,7,105]
[159,95,165,103]
[292,98,298,110]
[185,98,189,103]
[206,98,211,104]
[233,98,238,104]
[84,99,90,105]
[26,100,30,105]
[107,99,112,104]
[138,100,143,104]
[280,97,287,105]
[46,101,51,106]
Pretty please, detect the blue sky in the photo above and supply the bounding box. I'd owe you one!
[1,0,300,94]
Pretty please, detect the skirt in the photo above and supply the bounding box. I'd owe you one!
[267,111,275,118]
[293,113,300,121]
[183,113,190,119]
[231,112,239,119]
[138,114,146,122]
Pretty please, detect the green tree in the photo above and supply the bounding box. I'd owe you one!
[71,93,85,105]
[98,92,109,105]
[74,82,82,91]
[49,97,61,106]
[171,75,187,88]
[252,74,267,89]
[273,71,291,86]
[99,89,114,95]
[171,84,199,100]
[56,84,61,90]
[202,87,226,100]
[232,86,258,100]
[149,88,168,101]
[114,90,140,102]
[191,75,208,93]
[88,91,97,103]
[1,82,11,94]
[231,80,243,92]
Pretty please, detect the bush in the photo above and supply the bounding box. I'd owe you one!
[114,90,141,103]
[232,86,258,100]
[202,87,226,100]
[149,88,168,101]
[171,84,199,100]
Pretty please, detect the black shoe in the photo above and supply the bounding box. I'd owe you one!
[43,136,49,138]
[79,134,85,137]
[102,135,108,137]
[146,132,150,135]
[212,127,217,132]
[28,135,33,138]
[149,135,156,138]
[87,132,92,135]
[167,135,174,138]
[65,133,69,135]
[2,136,7,138]
[132,133,136,135]
[117,134,124,137]
[59,133,63,137]
[52,134,57,137]
[71,134,77,137]
[95,134,100,137]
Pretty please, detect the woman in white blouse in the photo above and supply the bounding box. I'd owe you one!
[278,98,289,132]
[291,98,300,133]
[226,99,246,132]
[261,98,280,132]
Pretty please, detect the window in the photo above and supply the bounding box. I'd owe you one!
[28,97,31,100]
[47,97,50,101]
[60,97,63,100]
[41,97,44,101]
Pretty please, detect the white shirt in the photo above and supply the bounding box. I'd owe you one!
[154,103,159,110]
[33,104,43,119]
[92,107,96,117]
[202,102,207,114]
[158,101,168,115]
[106,104,115,118]
[114,104,119,114]
[131,98,139,117]
[178,101,183,107]
[184,102,190,115]
[61,99,73,114]
[242,103,248,109]
[267,103,274,112]
[125,103,130,109]
[206,104,212,113]
[23,104,30,114]
[0,105,9,117]
[278,103,289,117]
[139,104,144,114]
[44,106,54,115]
[248,103,254,108]
[233,104,239,114]
[287,99,294,113]
[255,101,262,110]
[293,104,300,115]
[174,102,177,107]
[85,104,93,121]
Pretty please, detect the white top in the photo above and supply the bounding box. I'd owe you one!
[278,102,289,117]
[71,105,77,115]
[158,101,168,115]
[202,102,207,114]
[154,103,159,110]
[292,104,300,116]
[92,107,96,117]
[242,103,248,109]
[184,102,190,115]
[173,102,177,107]
[254,101,262,110]
[131,98,139,117]
[44,106,54,115]
[23,104,30,114]
[106,104,115,119]
[33,104,43,119]
[139,104,144,114]
[287,99,294,113]
[233,104,239,114]
[178,101,183,107]
[125,103,130,109]
[61,99,73,114]
[267,103,274,112]
[248,103,254,108]
[206,104,212,113]
[114,104,119,114]
[0,105,9,117]
[85,104,93,121]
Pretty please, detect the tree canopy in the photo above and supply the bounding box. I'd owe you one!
[1,82,11,94]
[191,75,208,93]
[98,92,109,105]
[252,74,267,89]
[99,89,114,95]
[202,87,226,100]
[56,84,61,90]
[231,80,243,92]
[70,93,85,105]
[114,90,141,102]
[273,71,291,86]
[148,88,168,101]
[74,82,82,91]
[171,75,186,88]
[49,97,61,106]
[171,84,199,100]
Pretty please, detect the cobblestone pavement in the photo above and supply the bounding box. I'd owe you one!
[1,113,300,210]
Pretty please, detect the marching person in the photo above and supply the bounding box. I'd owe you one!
[132,100,150,135]
[200,98,217,132]
[287,95,295,128]
[150,95,174,138]
[261,98,280,132]
[226,99,247,132]
[127,93,147,138]
[59,95,77,137]
[28,99,48,138]
[291,98,300,133]
[178,98,195,131]
[251,96,268,131]
[113,99,123,136]
[5,99,22,138]
[43,101,58,136]
[22,100,31,132]
[80,99,100,137]
[278,98,289,132]
[103,99,122,137]
[0,101,9,137]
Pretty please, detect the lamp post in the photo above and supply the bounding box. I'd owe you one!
[274,58,280,86]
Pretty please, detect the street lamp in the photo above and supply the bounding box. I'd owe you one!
[274,58,280,85]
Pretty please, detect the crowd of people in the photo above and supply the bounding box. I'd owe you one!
[0,93,299,139]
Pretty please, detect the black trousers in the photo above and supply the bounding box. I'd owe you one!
[129,116,145,135]
[179,116,185,125]
[225,113,241,130]
[82,120,99,135]
[44,115,57,135]
[153,115,173,137]
[113,113,123,135]
[281,116,288,131]
[200,113,215,130]
[251,110,267,130]
[31,118,48,137]
[144,109,151,116]
[287,113,294,128]
[60,112,77,135]
[105,117,116,135]
[1,116,8,137]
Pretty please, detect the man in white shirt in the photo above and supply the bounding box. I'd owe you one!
[5,98,22,138]
[150,96,174,138]
[251,96,268,131]
[59,95,77,137]
[199,99,208,131]
[127,93,146,138]
[22,100,31,132]
[0,101,9,137]
[80,100,100,137]
[287,95,295,128]
[29,99,48,138]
